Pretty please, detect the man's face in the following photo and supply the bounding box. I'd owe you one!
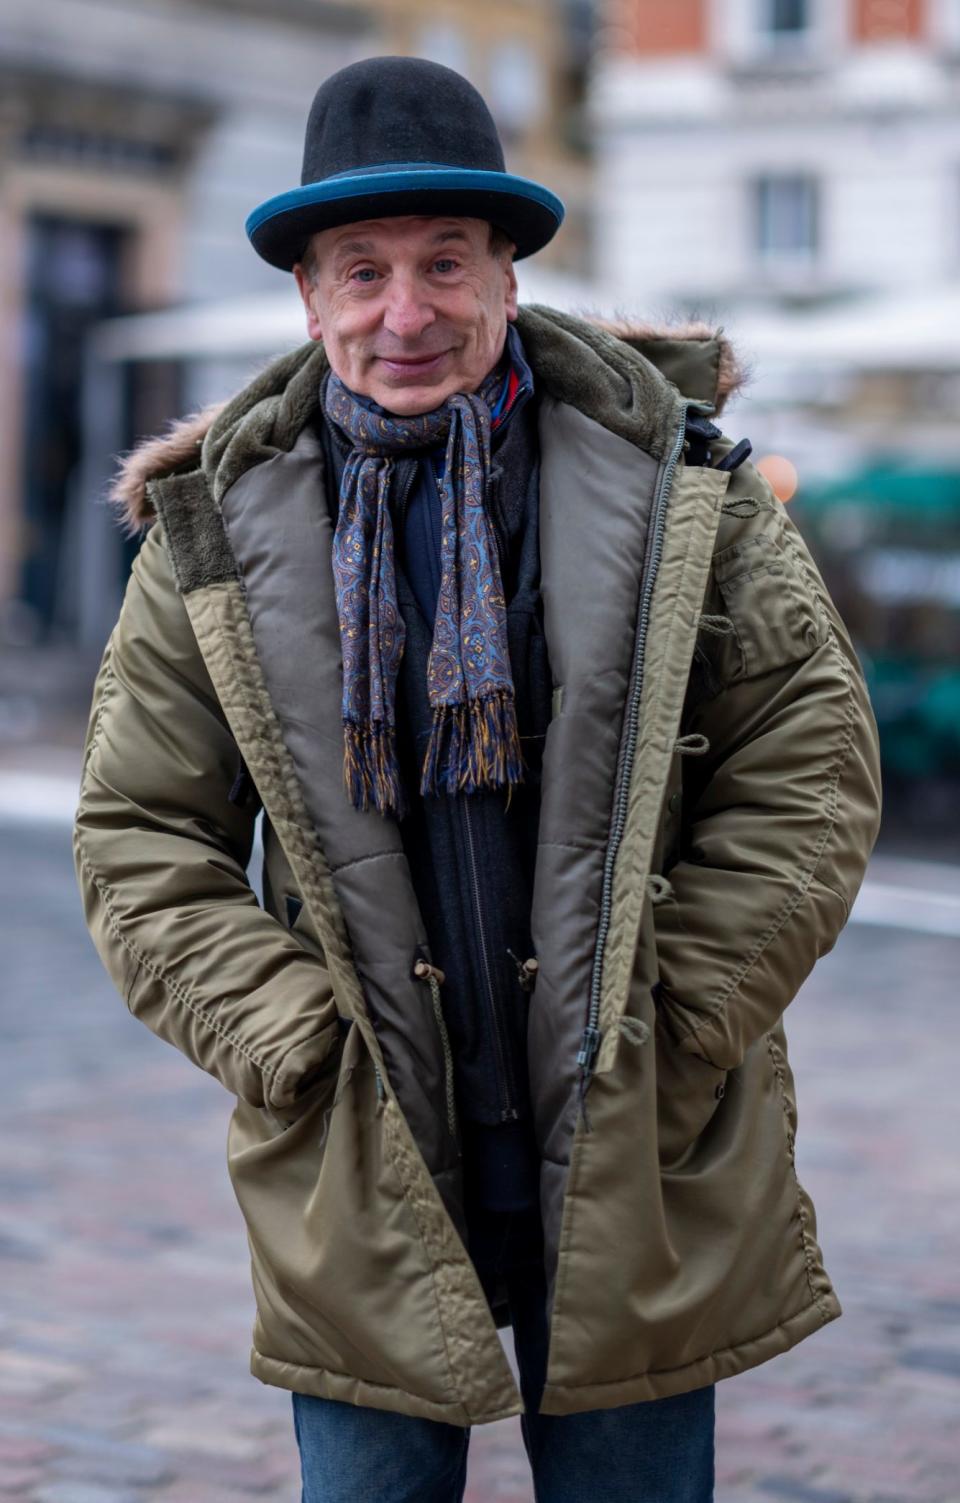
[293,215,518,416]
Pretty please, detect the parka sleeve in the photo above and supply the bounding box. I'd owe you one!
[651,460,883,1071]
[72,523,341,1113]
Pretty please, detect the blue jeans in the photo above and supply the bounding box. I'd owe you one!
[292,1204,715,1502]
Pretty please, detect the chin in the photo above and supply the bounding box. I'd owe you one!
[374,385,452,417]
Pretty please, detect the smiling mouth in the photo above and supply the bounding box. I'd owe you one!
[376,350,451,377]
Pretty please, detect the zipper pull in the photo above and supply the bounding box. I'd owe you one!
[576,1027,602,1134]
[507,949,539,992]
[577,1025,602,1072]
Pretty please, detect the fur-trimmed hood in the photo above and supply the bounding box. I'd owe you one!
[110,313,749,534]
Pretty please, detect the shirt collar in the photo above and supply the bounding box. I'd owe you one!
[490,321,534,433]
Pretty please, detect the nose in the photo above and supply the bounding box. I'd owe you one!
[381,272,436,342]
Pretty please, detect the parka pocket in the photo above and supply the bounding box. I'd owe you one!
[709,524,830,684]
[263,1021,347,1133]
[280,888,328,963]
[653,1012,728,1170]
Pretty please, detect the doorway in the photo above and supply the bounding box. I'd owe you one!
[20,214,129,637]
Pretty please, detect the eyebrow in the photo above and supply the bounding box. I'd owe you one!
[333,238,375,259]
[332,227,471,264]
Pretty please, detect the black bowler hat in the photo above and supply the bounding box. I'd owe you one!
[246,55,565,271]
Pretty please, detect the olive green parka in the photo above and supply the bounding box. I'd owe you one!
[73,306,882,1425]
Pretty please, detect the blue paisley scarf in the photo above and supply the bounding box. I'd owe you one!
[324,359,524,818]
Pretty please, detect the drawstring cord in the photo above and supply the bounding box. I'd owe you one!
[696,613,735,636]
[618,1016,650,1047]
[674,732,711,757]
[647,873,674,906]
[413,959,458,1147]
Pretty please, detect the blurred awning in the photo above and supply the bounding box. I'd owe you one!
[92,276,960,375]
[735,284,960,373]
[91,262,605,364]
[799,466,960,516]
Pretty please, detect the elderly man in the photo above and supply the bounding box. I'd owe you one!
[75,56,882,1503]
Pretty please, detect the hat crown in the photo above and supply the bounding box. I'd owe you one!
[300,56,507,188]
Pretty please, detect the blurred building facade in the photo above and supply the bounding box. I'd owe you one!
[593,0,960,310]
[0,0,592,643]
[592,0,960,798]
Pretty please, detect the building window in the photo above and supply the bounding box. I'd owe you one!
[754,173,819,262]
[20,124,179,175]
[939,0,960,49]
[766,0,810,33]
[417,22,470,80]
[20,214,130,635]
[487,40,544,140]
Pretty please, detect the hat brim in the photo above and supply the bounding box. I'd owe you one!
[246,167,564,271]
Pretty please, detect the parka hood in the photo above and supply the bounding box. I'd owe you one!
[109,311,749,534]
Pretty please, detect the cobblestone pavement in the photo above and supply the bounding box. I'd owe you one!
[2,815,958,1502]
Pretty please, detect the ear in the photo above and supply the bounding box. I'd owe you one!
[293,263,324,343]
[504,254,519,323]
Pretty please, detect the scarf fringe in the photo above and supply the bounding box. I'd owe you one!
[343,720,407,819]
[420,691,525,798]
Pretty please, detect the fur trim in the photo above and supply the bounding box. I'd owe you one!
[109,317,749,533]
[590,318,750,414]
[109,405,225,534]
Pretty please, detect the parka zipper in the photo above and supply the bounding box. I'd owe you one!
[460,798,521,1122]
[577,401,692,1093]
[394,458,418,527]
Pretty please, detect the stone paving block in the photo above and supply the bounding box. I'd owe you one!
[0,1435,57,1464]
[898,1346,960,1377]
[137,1422,262,1462]
[465,1421,532,1503]
[151,1485,273,1503]
[21,1428,168,1466]
[34,1484,142,1503]
[755,1477,854,1503]
[45,1451,174,1490]
[0,1466,43,1495]
[139,1447,288,1494]
[0,1350,82,1398]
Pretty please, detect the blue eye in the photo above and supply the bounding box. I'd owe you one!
[353,268,378,283]
[433,259,457,273]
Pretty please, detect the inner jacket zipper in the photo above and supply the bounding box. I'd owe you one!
[394,458,418,527]
[397,454,519,1125]
[577,401,693,1090]
[461,797,521,1122]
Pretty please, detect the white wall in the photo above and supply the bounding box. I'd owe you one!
[592,10,960,309]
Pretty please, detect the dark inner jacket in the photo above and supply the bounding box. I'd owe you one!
[314,325,551,1213]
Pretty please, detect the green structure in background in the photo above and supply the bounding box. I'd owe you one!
[794,466,960,785]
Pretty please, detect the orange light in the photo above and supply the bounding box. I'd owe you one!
[756,454,799,504]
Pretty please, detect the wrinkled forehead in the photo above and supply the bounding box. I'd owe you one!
[311,214,490,263]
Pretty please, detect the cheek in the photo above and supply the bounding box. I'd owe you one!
[449,288,495,345]
[323,319,367,368]
[319,291,373,344]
